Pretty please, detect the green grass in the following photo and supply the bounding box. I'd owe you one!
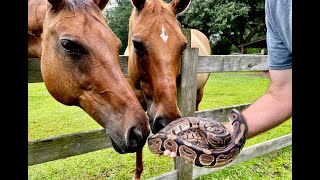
[28,71,292,179]
[28,83,100,140]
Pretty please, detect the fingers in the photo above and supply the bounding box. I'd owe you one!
[169,151,177,158]
[163,149,171,156]
[155,150,177,158]
[164,150,177,158]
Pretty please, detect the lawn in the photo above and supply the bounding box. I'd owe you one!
[28,71,292,179]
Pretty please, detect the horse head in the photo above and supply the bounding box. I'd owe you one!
[127,0,193,133]
[28,0,150,154]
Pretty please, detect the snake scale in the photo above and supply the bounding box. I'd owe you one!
[148,109,248,167]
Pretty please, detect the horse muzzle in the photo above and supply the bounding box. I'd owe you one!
[108,124,150,154]
[150,111,182,134]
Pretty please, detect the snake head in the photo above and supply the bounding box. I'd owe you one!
[228,109,241,122]
[227,109,248,145]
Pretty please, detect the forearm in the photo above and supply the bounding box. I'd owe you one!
[241,92,291,138]
[224,69,292,138]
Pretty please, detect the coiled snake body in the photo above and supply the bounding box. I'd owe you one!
[148,109,248,167]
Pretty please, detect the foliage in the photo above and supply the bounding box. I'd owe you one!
[246,48,262,54]
[103,0,265,54]
[211,36,233,55]
[104,0,133,54]
[177,0,266,53]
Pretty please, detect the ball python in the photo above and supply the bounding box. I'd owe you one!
[147,109,248,167]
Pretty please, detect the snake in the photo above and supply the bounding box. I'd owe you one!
[147,109,248,167]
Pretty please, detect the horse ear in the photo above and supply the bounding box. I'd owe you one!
[47,0,64,10]
[131,0,146,10]
[93,0,110,10]
[170,0,191,14]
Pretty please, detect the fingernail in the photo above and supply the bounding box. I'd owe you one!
[170,152,177,158]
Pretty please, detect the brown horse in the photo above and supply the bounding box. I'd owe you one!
[28,0,151,157]
[126,0,211,178]
[127,0,211,134]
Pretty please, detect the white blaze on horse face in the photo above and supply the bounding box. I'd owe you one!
[160,25,168,43]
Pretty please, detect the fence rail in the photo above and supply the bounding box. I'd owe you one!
[28,29,291,180]
[28,55,268,82]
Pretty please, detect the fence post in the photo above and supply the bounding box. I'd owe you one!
[28,58,43,83]
[175,46,199,180]
[182,28,192,48]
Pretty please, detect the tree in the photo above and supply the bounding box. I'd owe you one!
[104,0,133,54]
[177,0,266,54]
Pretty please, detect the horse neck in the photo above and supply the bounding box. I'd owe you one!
[127,10,137,61]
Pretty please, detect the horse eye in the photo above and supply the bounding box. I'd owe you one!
[132,39,145,53]
[60,39,83,55]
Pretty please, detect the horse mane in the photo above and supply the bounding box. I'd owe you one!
[144,0,173,15]
[54,0,100,14]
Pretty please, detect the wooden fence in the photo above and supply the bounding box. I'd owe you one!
[28,30,292,179]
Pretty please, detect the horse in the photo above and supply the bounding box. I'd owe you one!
[125,0,211,178]
[28,0,151,167]
[126,0,211,135]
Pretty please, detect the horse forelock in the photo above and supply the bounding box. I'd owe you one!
[145,0,174,16]
[53,0,100,14]
[46,0,106,31]
[146,0,164,14]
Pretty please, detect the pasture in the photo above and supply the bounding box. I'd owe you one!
[28,71,292,179]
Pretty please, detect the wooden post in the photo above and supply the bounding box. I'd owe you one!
[182,28,192,48]
[175,47,199,180]
[28,58,43,83]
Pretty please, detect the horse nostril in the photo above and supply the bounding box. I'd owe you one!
[128,127,144,149]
